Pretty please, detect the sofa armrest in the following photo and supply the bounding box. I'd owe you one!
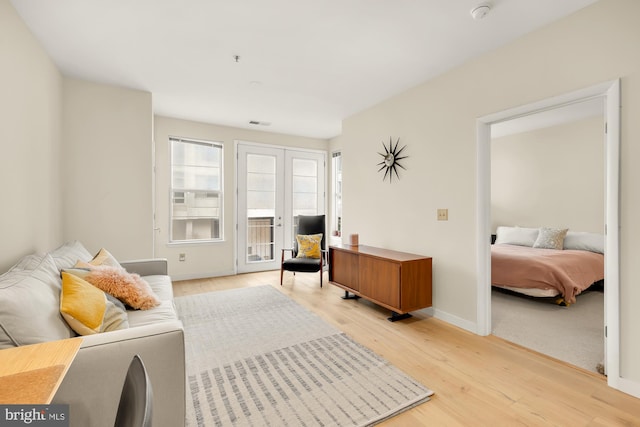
[53,321,185,427]
[120,258,168,276]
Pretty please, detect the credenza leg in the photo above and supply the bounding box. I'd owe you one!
[388,312,412,322]
[341,291,361,300]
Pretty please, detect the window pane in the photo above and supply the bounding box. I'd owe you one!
[172,165,220,190]
[247,154,275,173]
[172,140,220,167]
[247,217,274,262]
[293,176,316,193]
[172,218,219,240]
[247,172,275,192]
[332,151,342,236]
[170,137,223,242]
[292,158,317,176]
[293,192,317,215]
[246,154,276,218]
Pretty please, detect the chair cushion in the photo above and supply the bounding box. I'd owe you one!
[282,257,322,273]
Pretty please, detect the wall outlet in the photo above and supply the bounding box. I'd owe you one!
[179,253,186,262]
[437,208,448,221]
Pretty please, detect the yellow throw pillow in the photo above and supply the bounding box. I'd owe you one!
[296,234,323,259]
[60,272,129,335]
[75,247,121,269]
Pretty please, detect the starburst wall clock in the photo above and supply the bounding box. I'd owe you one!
[377,137,408,183]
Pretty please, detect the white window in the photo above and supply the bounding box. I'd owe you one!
[331,151,342,237]
[170,137,223,242]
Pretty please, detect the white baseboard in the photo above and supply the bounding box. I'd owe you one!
[170,269,236,282]
[610,376,640,399]
[432,308,478,334]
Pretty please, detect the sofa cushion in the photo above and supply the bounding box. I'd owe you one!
[60,272,129,335]
[144,275,174,301]
[0,254,75,349]
[50,241,93,270]
[126,300,179,327]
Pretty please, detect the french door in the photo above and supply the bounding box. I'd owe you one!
[236,142,325,273]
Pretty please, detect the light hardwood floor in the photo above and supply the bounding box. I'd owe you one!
[174,271,640,426]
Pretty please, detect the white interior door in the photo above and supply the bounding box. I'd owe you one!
[236,143,326,273]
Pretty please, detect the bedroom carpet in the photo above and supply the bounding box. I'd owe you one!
[175,285,434,427]
[491,288,604,373]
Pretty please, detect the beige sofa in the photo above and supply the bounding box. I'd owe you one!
[0,241,185,427]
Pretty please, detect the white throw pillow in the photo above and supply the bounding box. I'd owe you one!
[494,226,539,247]
[563,231,605,254]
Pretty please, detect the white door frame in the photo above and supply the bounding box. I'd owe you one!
[476,79,638,398]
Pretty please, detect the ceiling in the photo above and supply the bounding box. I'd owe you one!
[11,0,598,139]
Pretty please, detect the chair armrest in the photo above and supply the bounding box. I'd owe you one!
[120,258,168,276]
[281,248,294,262]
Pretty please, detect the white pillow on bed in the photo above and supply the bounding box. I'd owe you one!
[494,226,539,247]
[563,231,605,254]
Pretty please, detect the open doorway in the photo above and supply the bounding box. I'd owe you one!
[476,80,621,389]
[489,98,605,372]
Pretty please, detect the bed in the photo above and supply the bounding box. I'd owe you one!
[491,226,605,305]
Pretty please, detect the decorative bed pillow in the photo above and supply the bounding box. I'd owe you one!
[60,272,129,335]
[563,231,605,254]
[65,266,160,310]
[494,226,539,247]
[533,227,569,250]
[296,234,323,259]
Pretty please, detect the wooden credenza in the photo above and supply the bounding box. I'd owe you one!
[328,244,432,321]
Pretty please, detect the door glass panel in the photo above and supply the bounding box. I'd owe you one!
[292,158,318,236]
[246,154,276,262]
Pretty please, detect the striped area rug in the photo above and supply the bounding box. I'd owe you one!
[175,285,433,427]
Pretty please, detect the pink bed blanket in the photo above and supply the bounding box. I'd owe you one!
[491,244,604,304]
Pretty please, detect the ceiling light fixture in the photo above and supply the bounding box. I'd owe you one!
[470,3,491,20]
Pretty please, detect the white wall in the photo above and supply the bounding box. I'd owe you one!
[330,0,640,381]
[0,0,63,271]
[491,116,604,233]
[62,78,154,260]
[154,116,328,279]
